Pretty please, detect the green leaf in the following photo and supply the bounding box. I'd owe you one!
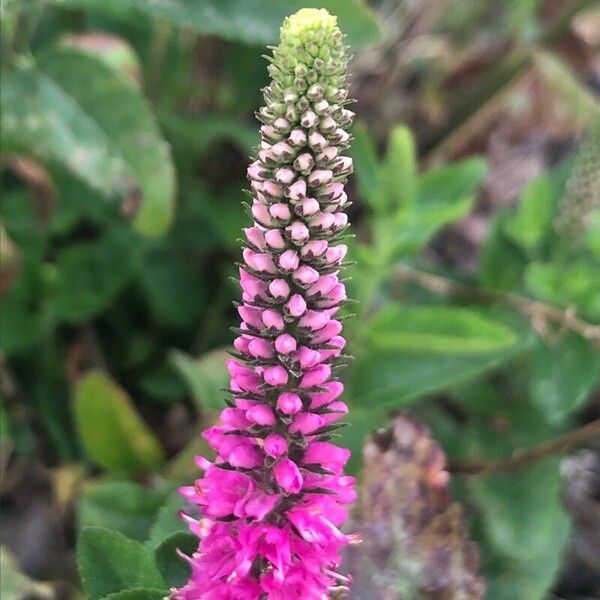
[415,158,488,207]
[170,348,229,412]
[526,261,600,319]
[504,174,555,253]
[367,305,518,353]
[154,532,196,588]
[0,292,42,356]
[372,125,416,214]
[348,335,529,409]
[48,228,137,322]
[100,589,168,600]
[80,481,168,542]
[480,212,528,292]
[1,49,175,237]
[77,527,165,600]
[139,247,207,328]
[73,371,165,474]
[50,0,381,49]
[147,494,187,549]
[530,333,600,423]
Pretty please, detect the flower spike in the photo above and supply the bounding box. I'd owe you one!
[173,9,356,599]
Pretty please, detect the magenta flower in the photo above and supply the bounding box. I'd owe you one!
[173,9,356,599]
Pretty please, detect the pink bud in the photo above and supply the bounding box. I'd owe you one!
[278,250,299,271]
[275,168,295,185]
[301,110,317,128]
[264,366,288,387]
[297,346,321,370]
[263,181,284,198]
[262,309,284,330]
[247,161,266,181]
[325,244,348,264]
[293,266,319,284]
[288,128,307,146]
[274,458,303,493]
[313,320,343,344]
[264,433,288,458]
[308,131,327,150]
[264,228,286,249]
[311,212,335,230]
[286,294,307,317]
[300,364,332,388]
[334,212,348,228]
[248,338,273,359]
[233,335,251,353]
[275,334,297,354]
[268,279,290,299]
[303,441,350,468]
[246,404,275,426]
[252,202,274,226]
[308,170,333,187]
[286,221,309,242]
[297,197,320,216]
[294,153,314,173]
[290,412,323,434]
[238,305,264,330]
[308,274,338,297]
[301,239,328,258]
[299,310,329,331]
[220,407,251,429]
[277,392,303,414]
[269,203,291,221]
[243,248,276,274]
[287,179,307,200]
[229,445,263,468]
[244,227,266,250]
[271,142,294,160]
[310,381,344,408]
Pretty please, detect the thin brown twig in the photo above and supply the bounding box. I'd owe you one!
[394,264,600,346]
[450,419,600,475]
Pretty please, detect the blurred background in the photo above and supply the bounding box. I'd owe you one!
[1,1,599,599]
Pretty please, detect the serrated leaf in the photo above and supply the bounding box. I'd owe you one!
[529,333,600,424]
[80,481,168,541]
[346,415,485,599]
[73,371,165,474]
[147,494,187,549]
[50,0,380,48]
[154,532,196,588]
[78,527,165,600]
[367,305,518,353]
[1,48,175,237]
[170,348,229,412]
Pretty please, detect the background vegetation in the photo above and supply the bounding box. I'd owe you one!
[1,0,599,599]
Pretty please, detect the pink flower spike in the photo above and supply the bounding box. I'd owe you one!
[274,458,303,493]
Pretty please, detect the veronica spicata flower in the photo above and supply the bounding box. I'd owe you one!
[173,9,356,599]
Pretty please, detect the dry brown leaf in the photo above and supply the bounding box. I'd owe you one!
[346,414,485,600]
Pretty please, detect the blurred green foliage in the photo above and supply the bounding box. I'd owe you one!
[1,1,599,599]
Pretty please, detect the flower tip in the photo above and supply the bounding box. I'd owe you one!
[282,8,338,42]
